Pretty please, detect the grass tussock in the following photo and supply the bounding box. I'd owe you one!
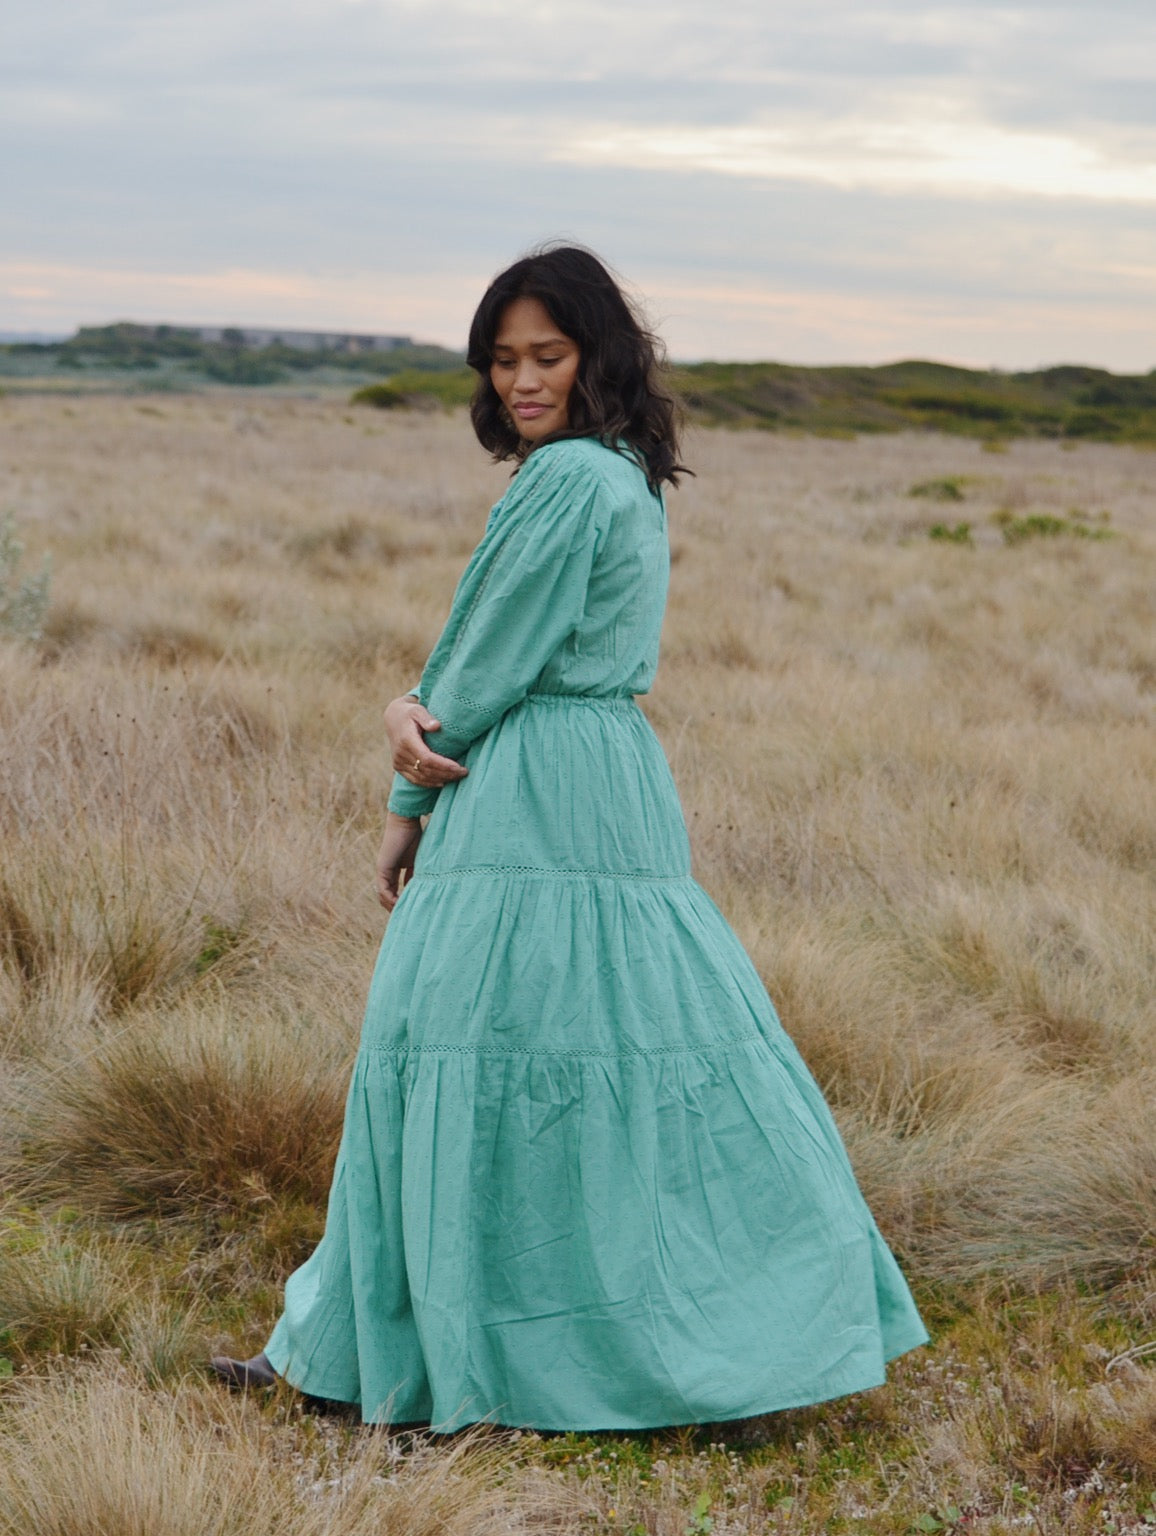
[0,1219,207,1381]
[0,397,1154,1530]
[0,1221,128,1356]
[10,1003,349,1217]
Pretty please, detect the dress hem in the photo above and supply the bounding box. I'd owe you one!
[269,1327,931,1434]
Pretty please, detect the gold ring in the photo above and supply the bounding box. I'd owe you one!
[412,758,422,771]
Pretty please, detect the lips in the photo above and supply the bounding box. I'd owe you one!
[514,403,548,418]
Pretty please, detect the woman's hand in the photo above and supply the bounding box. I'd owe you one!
[384,694,469,788]
[375,813,424,911]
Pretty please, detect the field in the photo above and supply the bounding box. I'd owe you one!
[0,394,1154,1534]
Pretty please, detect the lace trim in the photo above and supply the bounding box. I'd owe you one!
[410,866,692,883]
[435,684,492,721]
[364,1033,765,1060]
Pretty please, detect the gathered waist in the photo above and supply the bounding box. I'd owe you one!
[521,692,639,712]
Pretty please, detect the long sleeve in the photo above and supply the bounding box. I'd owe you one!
[387,445,602,818]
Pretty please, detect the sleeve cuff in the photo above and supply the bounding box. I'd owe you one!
[387,772,439,819]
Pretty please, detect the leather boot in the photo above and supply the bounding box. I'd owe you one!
[209,1351,279,1391]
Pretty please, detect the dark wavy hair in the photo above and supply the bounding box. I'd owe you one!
[467,245,688,491]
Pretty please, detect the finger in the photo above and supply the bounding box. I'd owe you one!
[422,749,467,776]
[394,763,463,787]
[405,747,466,781]
[385,863,415,908]
[413,708,441,732]
[422,764,466,786]
[395,745,466,783]
[395,724,428,764]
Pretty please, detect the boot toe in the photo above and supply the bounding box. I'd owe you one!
[209,1352,279,1391]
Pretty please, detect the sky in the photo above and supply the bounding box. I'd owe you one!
[3,0,1156,368]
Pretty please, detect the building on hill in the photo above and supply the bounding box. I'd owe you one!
[144,324,414,354]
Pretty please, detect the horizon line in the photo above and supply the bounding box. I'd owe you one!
[4,323,1154,379]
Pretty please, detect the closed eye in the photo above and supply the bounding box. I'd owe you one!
[493,355,563,367]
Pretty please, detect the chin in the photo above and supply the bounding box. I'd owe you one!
[523,414,569,441]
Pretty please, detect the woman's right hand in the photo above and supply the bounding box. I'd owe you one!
[384,694,469,788]
[375,813,424,910]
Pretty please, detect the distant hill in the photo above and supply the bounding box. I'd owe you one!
[0,322,465,387]
[669,358,1156,443]
[354,357,1156,444]
[4,326,1155,442]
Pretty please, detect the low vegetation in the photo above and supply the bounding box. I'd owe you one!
[350,360,1154,448]
[671,359,1156,443]
[0,322,465,392]
[354,358,1156,447]
[351,370,475,411]
[0,396,1153,1532]
[5,328,1156,446]
[0,511,51,638]
[353,357,1156,444]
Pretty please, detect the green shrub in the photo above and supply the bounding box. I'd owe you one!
[351,381,407,409]
[1005,513,1068,542]
[890,390,1015,423]
[910,477,967,502]
[999,513,1115,545]
[202,352,286,386]
[352,368,475,410]
[0,513,50,640]
[1064,408,1124,439]
[928,522,973,545]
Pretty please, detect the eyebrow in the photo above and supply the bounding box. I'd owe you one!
[492,336,571,351]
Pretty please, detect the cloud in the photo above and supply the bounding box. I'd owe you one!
[0,261,487,339]
[559,114,1156,205]
[2,0,1154,366]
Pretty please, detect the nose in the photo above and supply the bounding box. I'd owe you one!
[512,357,542,394]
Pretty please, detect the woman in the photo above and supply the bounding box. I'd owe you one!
[212,246,927,1430]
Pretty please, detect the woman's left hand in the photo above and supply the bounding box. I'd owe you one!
[384,695,469,788]
[375,813,423,911]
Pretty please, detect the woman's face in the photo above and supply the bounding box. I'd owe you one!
[490,297,580,443]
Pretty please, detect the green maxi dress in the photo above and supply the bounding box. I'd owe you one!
[265,435,928,1430]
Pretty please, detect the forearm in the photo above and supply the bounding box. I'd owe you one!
[387,772,440,818]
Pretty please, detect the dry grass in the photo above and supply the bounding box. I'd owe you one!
[0,1367,583,1536]
[0,393,1154,1531]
